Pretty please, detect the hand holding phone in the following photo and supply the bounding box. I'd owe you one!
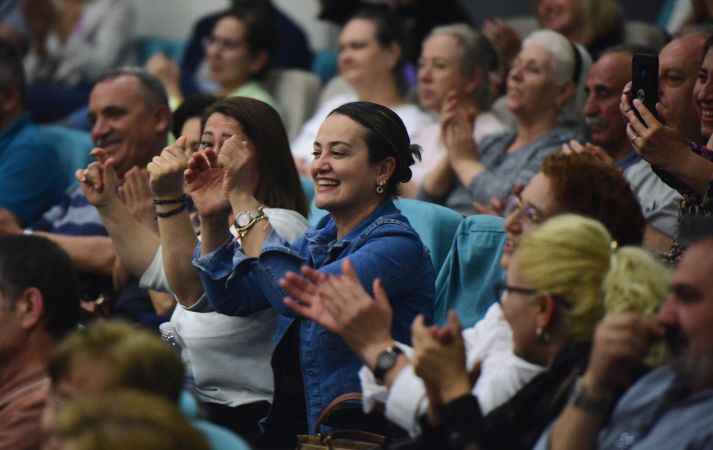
[630,53,659,126]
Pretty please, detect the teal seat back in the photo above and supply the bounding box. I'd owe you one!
[39,126,93,191]
[134,36,186,65]
[180,391,251,450]
[434,215,506,327]
[395,198,463,271]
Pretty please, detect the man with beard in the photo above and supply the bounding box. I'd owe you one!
[570,44,681,252]
[538,218,713,450]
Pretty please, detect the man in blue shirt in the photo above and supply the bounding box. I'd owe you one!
[539,220,713,450]
[0,42,64,226]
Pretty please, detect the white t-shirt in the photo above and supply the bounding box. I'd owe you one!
[360,303,544,436]
[140,208,308,407]
[290,94,435,163]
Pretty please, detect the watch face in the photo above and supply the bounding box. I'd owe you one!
[236,212,251,227]
[377,350,398,371]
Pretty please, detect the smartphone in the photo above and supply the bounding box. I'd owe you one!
[631,53,659,125]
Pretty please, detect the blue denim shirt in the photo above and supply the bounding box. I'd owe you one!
[193,200,435,432]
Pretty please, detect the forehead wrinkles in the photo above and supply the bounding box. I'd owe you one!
[91,77,151,112]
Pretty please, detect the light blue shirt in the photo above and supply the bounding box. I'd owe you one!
[535,365,713,450]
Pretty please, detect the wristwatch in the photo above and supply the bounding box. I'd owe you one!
[234,206,266,239]
[569,377,614,416]
[373,345,403,383]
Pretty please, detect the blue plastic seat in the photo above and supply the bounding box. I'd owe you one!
[433,214,506,327]
[134,36,186,65]
[180,391,252,450]
[38,125,93,191]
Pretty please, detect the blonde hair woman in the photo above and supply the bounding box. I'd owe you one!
[408,214,670,450]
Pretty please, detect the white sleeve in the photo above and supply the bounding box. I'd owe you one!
[263,208,308,243]
[384,362,430,436]
[139,246,172,293]
[379,303,544,437]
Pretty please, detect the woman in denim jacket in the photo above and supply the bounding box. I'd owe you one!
[191,101,435,448]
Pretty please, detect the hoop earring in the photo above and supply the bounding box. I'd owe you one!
[376,182,385,195]
[536,327,551,344]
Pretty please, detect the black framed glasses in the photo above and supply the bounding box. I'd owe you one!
[493,280,538,302]
[493,280,572,308]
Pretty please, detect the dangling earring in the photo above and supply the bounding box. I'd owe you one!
[376,181,385,195]
[536,327,551,344]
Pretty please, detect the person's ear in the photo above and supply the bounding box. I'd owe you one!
[249,50,269,76]
[535,294,556,331]
[13,287,44,331]
[376,156,396,186]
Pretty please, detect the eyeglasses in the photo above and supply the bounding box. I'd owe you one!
[504,194,544,225]
[202,35,243,52]
[493,280,572,309]
[493,280,538,302]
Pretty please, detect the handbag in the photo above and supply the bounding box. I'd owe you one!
[296,393,387,450]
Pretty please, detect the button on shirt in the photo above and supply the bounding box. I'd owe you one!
[193,200,435,432]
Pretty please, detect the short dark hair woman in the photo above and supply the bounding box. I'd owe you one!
[191,101,436,447]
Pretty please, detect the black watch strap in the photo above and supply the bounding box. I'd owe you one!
[373,345,403,383]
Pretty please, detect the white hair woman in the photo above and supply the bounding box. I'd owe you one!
[419,29,588,215]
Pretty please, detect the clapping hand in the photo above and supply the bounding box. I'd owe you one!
[473,196,506,216]
[412,311,478,408]
[441,91,478,164]
[147,136,190,199]
[120,167,155,232]
[75,148,121,210]
[184,147,229,218]
[217,135,258,195]
[283,259,396,368]
[561,140,615,166]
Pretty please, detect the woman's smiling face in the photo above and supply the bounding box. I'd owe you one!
[311,113,385,216]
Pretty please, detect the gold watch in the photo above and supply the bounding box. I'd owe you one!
[234,206,266,239]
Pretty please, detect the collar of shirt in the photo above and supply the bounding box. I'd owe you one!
[305,200,399,247]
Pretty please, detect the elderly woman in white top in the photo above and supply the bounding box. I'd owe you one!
[291,7,432,174]
[419,29,589,215]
